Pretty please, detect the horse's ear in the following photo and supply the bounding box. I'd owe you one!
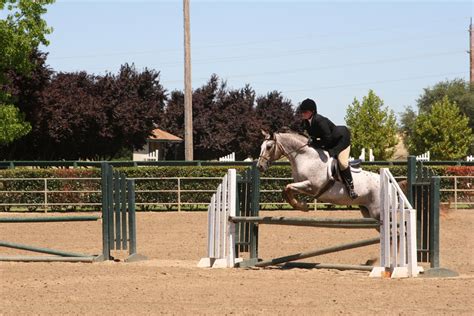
[261,130,270,139]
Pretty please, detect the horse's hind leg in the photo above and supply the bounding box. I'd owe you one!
[283,180,313,212]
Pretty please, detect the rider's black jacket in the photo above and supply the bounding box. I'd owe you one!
[302,114,351,157]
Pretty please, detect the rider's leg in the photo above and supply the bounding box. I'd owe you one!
[337,146,358,199]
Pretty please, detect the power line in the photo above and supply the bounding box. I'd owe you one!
[281,72,467,93]
[159,51,465,84]
[48,29,462,61]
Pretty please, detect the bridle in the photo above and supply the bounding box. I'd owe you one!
[258,133,308,163]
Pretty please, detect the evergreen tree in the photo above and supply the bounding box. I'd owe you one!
[408,96,473,160]
[345,90,398,160]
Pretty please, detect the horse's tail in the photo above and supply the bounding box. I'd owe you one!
[397,180,408,196]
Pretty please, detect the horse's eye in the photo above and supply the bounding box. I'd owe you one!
[266,142,273,150]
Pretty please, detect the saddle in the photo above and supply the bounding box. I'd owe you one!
[328,158,362,182]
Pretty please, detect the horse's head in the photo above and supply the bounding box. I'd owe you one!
[257,130,285,172]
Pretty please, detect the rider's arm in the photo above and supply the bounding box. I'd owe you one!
[313,117,333,147]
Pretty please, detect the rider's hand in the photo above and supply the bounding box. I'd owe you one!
[307,137,314,146]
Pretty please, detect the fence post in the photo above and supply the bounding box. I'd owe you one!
[44,179,48,212]
[407,156,416,205]
[177,178,181,212]
[429,176,440,268]
[101,162,111,260]
[250,162,260,260]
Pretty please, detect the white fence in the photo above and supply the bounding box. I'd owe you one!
[219,152,235,162]
[350,148,374,162]
[416,151,430,161]
[467,155,474,162]
[370,168,422,278]
[146,150,159,161]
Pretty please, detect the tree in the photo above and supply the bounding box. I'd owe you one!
[0,0,54,145]
[2,63,167,160]
[0,51,51,158]
[162,75,298,160]
[0,104,31,145]
[345,90,398,160]
[416,78,473,130]
[408,96,473,160]
[399,105,417,147]
[95,64,167,157]
[255,91,295,133]
[163,75,259,160]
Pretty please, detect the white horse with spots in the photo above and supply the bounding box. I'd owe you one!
[257,131,381,220]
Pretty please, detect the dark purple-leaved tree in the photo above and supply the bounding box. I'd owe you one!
[1,62,166,160]
[163,75,296,160]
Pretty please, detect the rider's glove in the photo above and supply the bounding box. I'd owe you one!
[307,137,314,146]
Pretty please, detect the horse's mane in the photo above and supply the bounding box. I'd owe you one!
[276,127,308,143]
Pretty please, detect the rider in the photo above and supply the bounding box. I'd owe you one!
[298,98,358,199]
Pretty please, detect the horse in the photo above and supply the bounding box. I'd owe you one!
[257,130,381,220]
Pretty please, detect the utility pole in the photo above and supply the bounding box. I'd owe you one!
[470,18,473,85]
[183,0,193,160]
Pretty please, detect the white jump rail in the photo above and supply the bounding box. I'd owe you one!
[370,168,423,278]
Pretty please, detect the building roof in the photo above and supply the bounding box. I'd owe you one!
[148,128,183,142]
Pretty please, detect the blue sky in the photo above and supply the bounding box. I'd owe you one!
[40,0,472,124]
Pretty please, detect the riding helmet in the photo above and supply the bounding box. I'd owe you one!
[298,98,317,114]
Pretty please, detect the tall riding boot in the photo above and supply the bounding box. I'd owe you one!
[341,167,358,200]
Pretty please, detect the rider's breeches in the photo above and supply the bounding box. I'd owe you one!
[337,145,351,170]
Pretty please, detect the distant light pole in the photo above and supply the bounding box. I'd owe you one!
[183,0,193,160]
[470,18,473,86]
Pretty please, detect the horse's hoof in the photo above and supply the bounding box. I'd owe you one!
[299,202,309,212]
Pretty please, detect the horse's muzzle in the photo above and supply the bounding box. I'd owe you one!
[257,159,268,172]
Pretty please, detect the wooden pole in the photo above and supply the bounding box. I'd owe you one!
[229,216,380,229]
[183,0,193,160]
[469,18,473,86]
[250,237,380,268]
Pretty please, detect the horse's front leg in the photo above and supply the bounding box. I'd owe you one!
[283,180,313,212]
